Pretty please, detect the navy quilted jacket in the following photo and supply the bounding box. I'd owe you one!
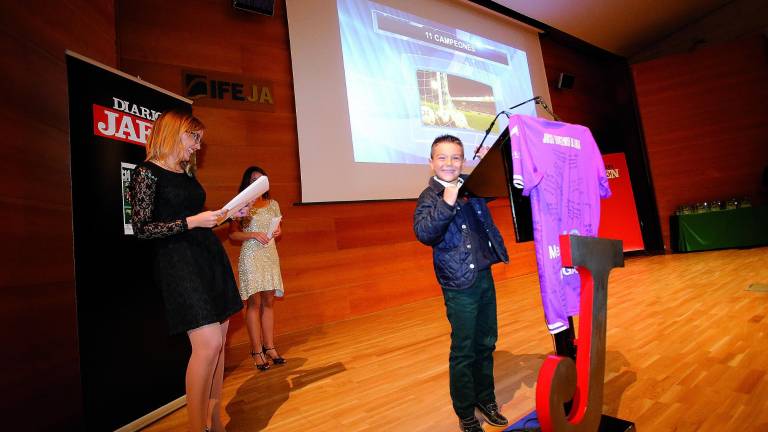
[413,175,509,290]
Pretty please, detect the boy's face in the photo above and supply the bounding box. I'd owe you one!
[430,142,464,183]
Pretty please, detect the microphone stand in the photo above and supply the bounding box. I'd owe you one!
[472,96,560,160]
[472,110,510,160]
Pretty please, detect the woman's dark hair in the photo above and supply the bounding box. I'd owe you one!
[238,166,270,199]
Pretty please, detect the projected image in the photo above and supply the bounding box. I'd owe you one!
[417,70,499,133]
[337,0,535,165]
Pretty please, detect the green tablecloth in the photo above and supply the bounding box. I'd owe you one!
[670,206,768,252]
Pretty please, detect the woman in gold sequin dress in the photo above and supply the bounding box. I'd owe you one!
[229,166,286,370]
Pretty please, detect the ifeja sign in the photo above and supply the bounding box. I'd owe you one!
[182,68,275,112]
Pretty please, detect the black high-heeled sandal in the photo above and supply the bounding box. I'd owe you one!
[250,349,270,371]
[263,346,286,364]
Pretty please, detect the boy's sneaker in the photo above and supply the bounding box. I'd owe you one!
[475,401,508,427]
[459,416,483,432]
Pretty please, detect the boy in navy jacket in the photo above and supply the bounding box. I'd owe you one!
[414,135,509,432]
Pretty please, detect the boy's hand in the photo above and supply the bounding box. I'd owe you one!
[443,183,460,206]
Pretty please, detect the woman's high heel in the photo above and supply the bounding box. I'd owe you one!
[264,346,286,365]
[250,349,270,371]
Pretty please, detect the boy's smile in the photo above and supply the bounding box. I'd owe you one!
[430,142,465,183]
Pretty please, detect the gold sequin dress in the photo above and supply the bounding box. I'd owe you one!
[237,199,284,300]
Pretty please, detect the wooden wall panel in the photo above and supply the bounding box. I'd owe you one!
[633,35,768,250]
[0,109,70,210]
[0,1,117,429]
[540,39,618,140]
[117,0,539,346]
[540,36,665,251]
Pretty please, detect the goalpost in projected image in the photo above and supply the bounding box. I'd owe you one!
[417,70,500,134]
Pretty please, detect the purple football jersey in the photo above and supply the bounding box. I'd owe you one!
[509,114,611,334]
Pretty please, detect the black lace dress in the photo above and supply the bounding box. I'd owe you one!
[129,161,242,334]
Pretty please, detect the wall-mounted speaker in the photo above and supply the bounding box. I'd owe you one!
[557,72,575,90]
[233,0,275,16]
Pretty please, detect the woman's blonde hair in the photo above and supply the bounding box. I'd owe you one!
[145,109,205,175]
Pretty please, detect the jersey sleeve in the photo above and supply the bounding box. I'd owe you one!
[509,119,543,196]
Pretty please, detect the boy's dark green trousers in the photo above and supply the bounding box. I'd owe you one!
[441,269,498,419]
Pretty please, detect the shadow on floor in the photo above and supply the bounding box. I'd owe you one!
[225,320,330,371]
[493,349,636,420]
[602,350,637,417]
[225,358,346,431]
[494,350,547,406]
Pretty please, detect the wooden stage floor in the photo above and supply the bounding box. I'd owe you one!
[143,246,768,431]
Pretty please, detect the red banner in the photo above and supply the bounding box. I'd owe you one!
[92,104,153,146]
[599,153,644,251]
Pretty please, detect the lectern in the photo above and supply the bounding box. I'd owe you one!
[462,129,635,432]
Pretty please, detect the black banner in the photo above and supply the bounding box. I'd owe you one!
[66,52,192,431]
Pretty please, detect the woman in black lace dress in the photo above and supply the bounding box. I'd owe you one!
[129,109,242,432]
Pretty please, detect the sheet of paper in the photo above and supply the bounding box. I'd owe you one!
[220,176,269,222]
[266,216,282,239]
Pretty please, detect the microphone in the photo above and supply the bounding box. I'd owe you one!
[534,96,560,121]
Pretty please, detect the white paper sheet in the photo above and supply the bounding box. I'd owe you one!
[220,176,269,222]
[266,216,282,238]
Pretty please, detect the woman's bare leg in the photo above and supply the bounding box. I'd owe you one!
[208,320,229,432]
[245,294,268,368]
[260,291,280,359]
[186,323,223,432]
[245,294,263,354]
